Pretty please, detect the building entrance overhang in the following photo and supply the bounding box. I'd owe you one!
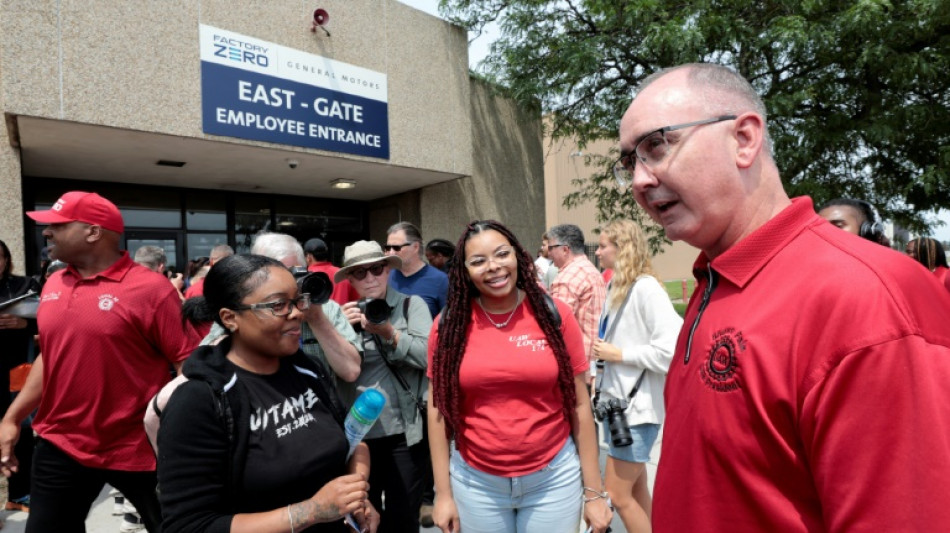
[13,115,461,200]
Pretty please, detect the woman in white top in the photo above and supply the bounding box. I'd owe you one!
[591,220,682,532]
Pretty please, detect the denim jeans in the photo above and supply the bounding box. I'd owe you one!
[449,437,582,533]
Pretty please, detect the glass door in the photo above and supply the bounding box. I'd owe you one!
[125,231,183,274]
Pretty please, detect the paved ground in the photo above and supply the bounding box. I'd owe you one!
[0,426,660,532]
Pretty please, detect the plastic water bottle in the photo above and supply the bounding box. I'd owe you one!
[344,388,386,460]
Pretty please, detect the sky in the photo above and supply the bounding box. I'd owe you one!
[396,1,950,243]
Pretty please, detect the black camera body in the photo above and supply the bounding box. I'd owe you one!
[594,398,633,447]
[358,297,391,325]
[290,268,332,305]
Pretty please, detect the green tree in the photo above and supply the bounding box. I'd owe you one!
[442,0,950,243]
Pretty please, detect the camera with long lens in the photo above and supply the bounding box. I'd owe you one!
[289,268,332,305]
[593,398,633,447]
[358,297,391,325]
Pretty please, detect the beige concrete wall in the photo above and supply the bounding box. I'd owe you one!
[542,131,699,281]
[0,0,472,176]
[0,118,25,274]
[419,78,545,248]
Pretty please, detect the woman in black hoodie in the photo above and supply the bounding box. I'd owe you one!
[158,254,378,533]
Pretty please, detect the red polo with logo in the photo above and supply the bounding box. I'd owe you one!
[653,197,950,531]
[34,252,199,471]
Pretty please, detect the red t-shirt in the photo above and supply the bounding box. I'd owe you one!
[428,298,587,477]
[35,252,200,470]
[308,261,359,305]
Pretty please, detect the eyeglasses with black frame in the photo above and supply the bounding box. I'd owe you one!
[544,243,568,251]
[613,115,738,187]
[234,294,311,318]
[348,262,387,281]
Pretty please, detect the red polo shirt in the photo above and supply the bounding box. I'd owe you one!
[654,197,950,531]
[34,252,199,470]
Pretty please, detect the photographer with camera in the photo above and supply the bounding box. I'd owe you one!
[591,220,682,533]
[238,232,363,384]
[337,240,432,533]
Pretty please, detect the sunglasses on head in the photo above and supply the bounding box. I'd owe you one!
[349,262,386,281]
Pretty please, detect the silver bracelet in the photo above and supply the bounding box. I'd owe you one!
[583,486,609,503]
[287,504,295,533]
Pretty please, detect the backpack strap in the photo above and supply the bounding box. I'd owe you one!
[542,292,562,328]
[295,355,347,426]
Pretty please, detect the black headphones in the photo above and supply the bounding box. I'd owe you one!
[820,198,884,243]
[854,199,884,242]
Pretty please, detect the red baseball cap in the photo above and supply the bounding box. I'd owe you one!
[26,191,125,233]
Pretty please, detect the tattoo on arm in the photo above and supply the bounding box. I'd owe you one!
[290,499,340,528]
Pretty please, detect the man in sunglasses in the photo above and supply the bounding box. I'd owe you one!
[384,222,448,319]
[336,240,432,533]
[618,63,950,532]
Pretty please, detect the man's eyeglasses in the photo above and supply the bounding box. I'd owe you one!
[465,246,515,273]
[544,243,568,251]
[349,262,386,281]
[613,115,738,186]
[234,294,311,318]
[383,242,413,252]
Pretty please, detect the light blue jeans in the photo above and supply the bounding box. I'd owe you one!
[449,437,583,533]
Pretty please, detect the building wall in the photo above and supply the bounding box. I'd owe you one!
[1,1,553,268]
[543,131,699,281]
[0,119,25,274]
[419,78,545,248]
[0,1,472,177]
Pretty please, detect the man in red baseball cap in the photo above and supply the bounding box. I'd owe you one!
[1,191,199,532]
[25,191,125,234]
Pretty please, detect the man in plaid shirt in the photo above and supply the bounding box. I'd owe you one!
[547,224,607,384]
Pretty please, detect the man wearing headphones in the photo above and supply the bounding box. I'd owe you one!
[817,197,890,246]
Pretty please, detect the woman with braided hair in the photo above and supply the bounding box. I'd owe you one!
[905,237,950,292]
[427,220,612,533]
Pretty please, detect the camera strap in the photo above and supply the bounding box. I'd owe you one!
[594,281,644,405]
[370,297,426,418]
[374,337,426,418]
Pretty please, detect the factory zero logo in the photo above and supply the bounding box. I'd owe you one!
[213,34,270,67]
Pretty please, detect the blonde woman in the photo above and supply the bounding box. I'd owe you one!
[591,220,682,532]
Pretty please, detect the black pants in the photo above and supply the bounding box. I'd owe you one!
[8,417,33,500]
[366,433,426,533]
[421,410,435,505]
[26,438,162,533]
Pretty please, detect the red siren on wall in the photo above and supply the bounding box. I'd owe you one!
[311,8,330,36]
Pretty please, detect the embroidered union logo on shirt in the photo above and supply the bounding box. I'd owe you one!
[700,327,745,392]
[41,292,61,302]
[509,334,549,352]
[98,294,119,311]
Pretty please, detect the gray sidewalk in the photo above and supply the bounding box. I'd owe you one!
[0,427,659,532]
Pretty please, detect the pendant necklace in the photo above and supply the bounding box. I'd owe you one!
[478,291,522,329]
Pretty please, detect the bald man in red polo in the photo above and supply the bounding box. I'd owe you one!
[0,191,200,532]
